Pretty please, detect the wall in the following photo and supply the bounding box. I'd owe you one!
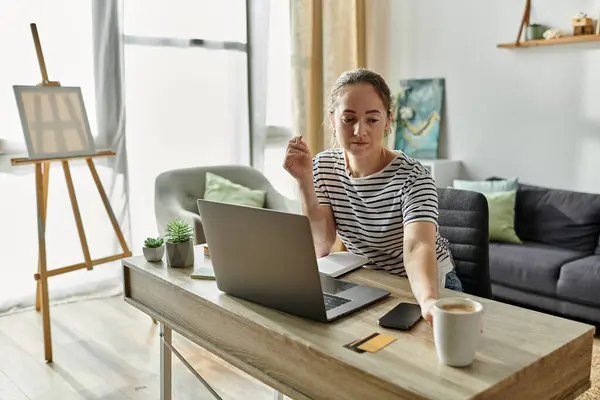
[381,0,600,194]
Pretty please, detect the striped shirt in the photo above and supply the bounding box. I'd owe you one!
[313,148,452,276]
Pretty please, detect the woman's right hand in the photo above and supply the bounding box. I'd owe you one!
[283,136,313,183]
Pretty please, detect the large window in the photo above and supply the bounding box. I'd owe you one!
[123,0,250,249]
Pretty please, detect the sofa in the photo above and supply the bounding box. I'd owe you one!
[483,180,600,327]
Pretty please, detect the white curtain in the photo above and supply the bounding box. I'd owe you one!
[123,0,250,250]
[0,0,130,315]
[0,0,254,316]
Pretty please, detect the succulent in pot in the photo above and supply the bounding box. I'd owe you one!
[165,219,195,268]
[143,237,165,262]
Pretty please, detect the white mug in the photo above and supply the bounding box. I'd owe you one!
[432,297,484,367]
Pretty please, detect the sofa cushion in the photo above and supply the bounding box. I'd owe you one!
[489,242,588,296]
[203,172,267,208]
[484,190,521,244]
[557,255,600,307]
[514,184,600,253]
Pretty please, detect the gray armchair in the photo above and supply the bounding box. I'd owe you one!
[154,165,300,244]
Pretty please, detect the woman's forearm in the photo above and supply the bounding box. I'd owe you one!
[403,242,438,306]
[297,179,336,257]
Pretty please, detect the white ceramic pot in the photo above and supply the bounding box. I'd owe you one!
[143,245,165,262]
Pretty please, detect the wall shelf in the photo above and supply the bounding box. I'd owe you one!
[497,0,600,49]
[498,34,600,49]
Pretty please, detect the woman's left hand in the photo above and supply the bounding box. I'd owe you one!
[421,298,437,325]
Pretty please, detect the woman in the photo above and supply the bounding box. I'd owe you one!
[283,68,462,324]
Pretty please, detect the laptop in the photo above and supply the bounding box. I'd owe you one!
[196,199,390,322]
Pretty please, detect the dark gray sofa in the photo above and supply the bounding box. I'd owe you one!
[488,181,600,326]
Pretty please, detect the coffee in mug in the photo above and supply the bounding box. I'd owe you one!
[433,297,484,367]
[439,303,476,314]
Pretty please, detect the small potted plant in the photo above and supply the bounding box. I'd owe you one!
[165,219,195,268]
[143,236,165,262]
[526,23,546,40]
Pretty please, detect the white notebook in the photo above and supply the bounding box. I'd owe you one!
[317,251,370,278]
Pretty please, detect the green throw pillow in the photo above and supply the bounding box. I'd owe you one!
[483,190,521,244]
[203,172,267,208]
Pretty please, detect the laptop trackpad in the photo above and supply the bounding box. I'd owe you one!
[320,276,357,295]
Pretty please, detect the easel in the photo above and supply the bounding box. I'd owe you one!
[10,23,131,363]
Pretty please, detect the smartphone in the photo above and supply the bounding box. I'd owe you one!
[378,302,423,331]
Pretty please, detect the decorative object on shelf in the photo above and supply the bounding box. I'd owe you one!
[572,12,595,36]
[543,29,562,40]
[165,219,194,268]
[497,0,600,48]
[526,23,546,40]
[393,78,444,160]
[143,237,165,262]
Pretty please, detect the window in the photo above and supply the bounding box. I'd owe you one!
[0,1,97,145]
[123,0,250,249]
[0,1,114,315]
[261,0,297,200]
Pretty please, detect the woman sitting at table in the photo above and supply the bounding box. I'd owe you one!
[283,68,462,324]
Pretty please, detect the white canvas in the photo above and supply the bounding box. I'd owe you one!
[13,85,96,159]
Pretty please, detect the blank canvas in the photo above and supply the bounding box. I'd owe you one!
[13,85,96,159]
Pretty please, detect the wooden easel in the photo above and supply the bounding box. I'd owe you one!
[10,23,131,363]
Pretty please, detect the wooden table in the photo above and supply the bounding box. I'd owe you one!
[122,246,595,400]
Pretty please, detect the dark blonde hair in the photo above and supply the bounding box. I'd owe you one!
[326,68,394,117]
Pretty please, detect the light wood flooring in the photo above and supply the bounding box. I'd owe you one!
[0,295,598,399]
[0,295,274,399]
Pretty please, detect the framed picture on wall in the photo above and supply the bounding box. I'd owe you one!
[393,78,444,160]
[13,85,96,160]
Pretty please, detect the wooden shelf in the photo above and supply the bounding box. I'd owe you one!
[498,34,600,49]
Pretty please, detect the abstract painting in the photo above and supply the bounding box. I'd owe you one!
[393,78,444,159]
[13,85,96,159]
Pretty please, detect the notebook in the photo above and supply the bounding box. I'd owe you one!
[190,249,216,280]
[190,267,215,280]
[317,252,370,278]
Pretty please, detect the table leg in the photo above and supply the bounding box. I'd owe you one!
[160,323,172,400]
[274,390,284,400]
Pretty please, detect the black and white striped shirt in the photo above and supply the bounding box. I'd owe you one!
[313,148,451,276]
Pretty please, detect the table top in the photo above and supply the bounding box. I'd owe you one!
[123,246,595,400]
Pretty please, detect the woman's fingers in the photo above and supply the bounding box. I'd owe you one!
[285,148,308,159]
[288,136,309,151]
[288,142,308,153]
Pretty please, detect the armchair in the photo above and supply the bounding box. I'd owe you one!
[154,165,300,244]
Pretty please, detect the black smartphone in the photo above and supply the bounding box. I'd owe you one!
[378,302,423,331]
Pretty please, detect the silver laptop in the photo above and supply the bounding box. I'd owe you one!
[196,199,390,322]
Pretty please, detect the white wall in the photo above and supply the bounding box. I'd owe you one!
[382,0,600,193]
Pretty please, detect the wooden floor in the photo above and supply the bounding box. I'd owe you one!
[0,295,275,400]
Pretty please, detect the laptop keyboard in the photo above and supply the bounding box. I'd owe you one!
[323,293,351,311]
